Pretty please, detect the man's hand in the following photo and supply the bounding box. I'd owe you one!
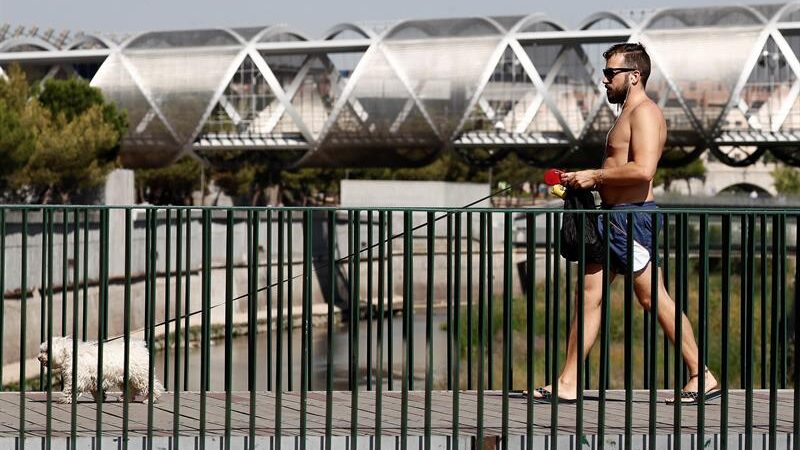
[560,170,599,189]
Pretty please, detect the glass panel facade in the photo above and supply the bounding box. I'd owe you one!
[643,28,764,131]
[122,47,243,144]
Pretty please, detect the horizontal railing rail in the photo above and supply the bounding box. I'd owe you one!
[0,205,796,450]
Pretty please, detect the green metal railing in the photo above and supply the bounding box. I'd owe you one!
[0,205,797,450]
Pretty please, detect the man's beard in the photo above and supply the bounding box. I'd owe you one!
[606,78,630,104]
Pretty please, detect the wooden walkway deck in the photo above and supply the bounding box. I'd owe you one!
[0,390,794,438]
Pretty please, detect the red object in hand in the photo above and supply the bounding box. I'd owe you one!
[544,169,564,186]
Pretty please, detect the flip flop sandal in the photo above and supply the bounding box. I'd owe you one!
[531,387,577,404]
[665,369,721,405]
[665,385,721,405]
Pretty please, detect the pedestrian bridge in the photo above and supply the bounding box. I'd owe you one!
[6,4,800,169]
[0,205,797,449]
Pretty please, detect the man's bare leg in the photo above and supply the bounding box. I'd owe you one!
[532,263,610,400]
[633,263,718,393]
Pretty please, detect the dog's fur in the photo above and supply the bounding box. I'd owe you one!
[38,336,163,404]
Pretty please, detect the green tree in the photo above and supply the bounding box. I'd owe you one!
[653,158,706,194]
[38,77,127,163]
[0,65,126,202]
[772,166,800,196]
[207,151,281,205]
[12,105,119,203]
[135,156,203,205]
[0,66,43,194]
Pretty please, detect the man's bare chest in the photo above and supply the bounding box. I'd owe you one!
[604,119,631,163]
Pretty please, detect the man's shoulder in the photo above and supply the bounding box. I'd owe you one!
[629,99,664,123]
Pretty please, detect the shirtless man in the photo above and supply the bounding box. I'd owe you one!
[532,43,719,404]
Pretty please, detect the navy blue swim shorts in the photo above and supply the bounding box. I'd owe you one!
[596,201,662,274]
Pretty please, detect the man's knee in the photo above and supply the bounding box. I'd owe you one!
[636,295,652,311]
[579,283,604,310]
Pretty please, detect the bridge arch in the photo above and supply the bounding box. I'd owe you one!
[717,182,773,197]
[578,11,636,30]
[64,33,118,50]
[507,14,567,33]
[322,23,377,40]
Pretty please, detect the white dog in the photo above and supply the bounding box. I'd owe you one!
[37,336,163,404]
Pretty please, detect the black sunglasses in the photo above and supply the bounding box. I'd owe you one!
[603,67,636,80]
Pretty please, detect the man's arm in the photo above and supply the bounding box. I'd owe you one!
[561,103,663,188]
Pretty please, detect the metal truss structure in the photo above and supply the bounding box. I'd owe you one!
[5,3,800,168]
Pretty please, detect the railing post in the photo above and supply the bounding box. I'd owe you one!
[745,213,755,449]
[199,209,211,450]
[502,212,512,450]
[467,211,474,391]
[794,214,800,450]
[576,211,586,446]
[183,209,191,392]
[624,212,633,450]
[325,210,335,450]
[401,210,412,450]
[163,209,171,389]
[453,211,462,448]
[146,208,157,449]
[648,210,660,450]
[545,213,552,386]
[39,209,47,391]
[424,211,434,450]
[375,210,386,450]
[525,212,535,450]
[82,210,88,343]
[248,210,258,450]
[46,209,54,450]
[224,210,234,450]
[174,208,183,450]
[769,214,780,450]
[673,212,685,450]
[122,208,132,450]
[598,210,610,450]
[301,210,312,450]
[663,213,671,390]
[350,210,360,449]
[446,213,453,392]
[19,209,27,448]
[698,213,709,447]
[266,209,273,392]
[721,213,731,450]
[367,211,374,392]
[275,209,285,449]
[550,212,560,449]
[287,211,294,392]
[477,211,487,450]
[96,208,109,450]
[387,211,394,392]
[0,208,4,388]
[761,214,768,390]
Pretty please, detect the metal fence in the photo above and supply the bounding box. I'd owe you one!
[0,205,797,450]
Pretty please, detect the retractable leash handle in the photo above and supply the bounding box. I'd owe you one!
[543,168,563,186]
[544,168,567,199]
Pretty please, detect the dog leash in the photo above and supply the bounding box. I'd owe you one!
[102,181,537,344]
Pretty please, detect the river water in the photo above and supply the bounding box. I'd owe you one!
[154,312,451,392]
